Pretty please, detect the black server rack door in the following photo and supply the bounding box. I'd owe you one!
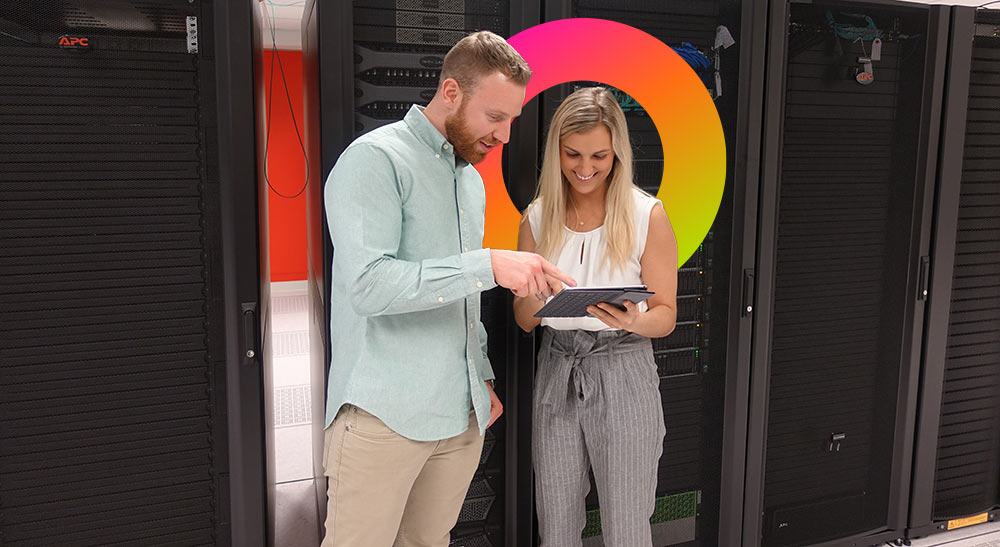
[0,1,265,545]
[310,2,540,546]
[750,2,946,546]
[931,9,1000,525]
[909,8,1000,538]
[537,2,750,546]
[251,0,277,544]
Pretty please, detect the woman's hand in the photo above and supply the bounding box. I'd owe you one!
[586,300,641,332]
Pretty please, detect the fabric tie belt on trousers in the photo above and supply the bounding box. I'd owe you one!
[538,327,651,415]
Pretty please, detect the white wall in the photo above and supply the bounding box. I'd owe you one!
[259,2,303,50]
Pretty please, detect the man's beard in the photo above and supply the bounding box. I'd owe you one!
[445,102,499,165]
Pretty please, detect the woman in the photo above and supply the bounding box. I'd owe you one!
[513,87,678,546]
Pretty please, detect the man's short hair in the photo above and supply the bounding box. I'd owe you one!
[439,30,531,93]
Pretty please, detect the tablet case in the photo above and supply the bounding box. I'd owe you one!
[534,286,654,318]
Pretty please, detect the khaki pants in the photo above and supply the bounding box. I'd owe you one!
[321,405,484,547]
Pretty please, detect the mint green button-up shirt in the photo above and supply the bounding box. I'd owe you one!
[323,105,498,441]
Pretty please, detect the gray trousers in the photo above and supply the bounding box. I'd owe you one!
[533,327,666,547]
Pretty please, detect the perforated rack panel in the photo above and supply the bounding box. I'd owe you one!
[932,12,1000,521]
[0,1,234,545]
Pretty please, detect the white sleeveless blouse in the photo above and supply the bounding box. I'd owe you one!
[527,187,662,331]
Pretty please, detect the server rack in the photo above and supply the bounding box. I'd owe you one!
[531,2,765,546]
[907,6,1000,541]
[0,1,267,545]
[302,2,539,545]
[745,1,951,546]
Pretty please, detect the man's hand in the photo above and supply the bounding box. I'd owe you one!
[490,249,576,300]
[544,274,566,297]
[486,381,503,428]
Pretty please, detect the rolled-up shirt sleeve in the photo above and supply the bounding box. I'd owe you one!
[325,143,497,317]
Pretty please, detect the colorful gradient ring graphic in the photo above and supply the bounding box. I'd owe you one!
[477,18,726,267]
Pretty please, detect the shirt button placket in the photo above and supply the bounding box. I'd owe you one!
[456,172,467,254]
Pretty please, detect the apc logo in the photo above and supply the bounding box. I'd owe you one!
[58,35,90,48]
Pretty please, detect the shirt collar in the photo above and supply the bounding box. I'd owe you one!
[404,104,465,166]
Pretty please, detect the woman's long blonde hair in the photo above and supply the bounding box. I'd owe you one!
[530,86,637,272]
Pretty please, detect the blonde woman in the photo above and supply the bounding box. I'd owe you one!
[513,87,678,546]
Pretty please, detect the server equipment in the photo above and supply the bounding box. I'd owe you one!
[907,6,1000,541]
[745,1,952,546]
[532,2,765,545]
[0,1,267,546]
[302,2,538,545]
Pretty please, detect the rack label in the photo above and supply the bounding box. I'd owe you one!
[947,513,988,530]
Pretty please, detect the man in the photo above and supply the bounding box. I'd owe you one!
[322,31,575,547]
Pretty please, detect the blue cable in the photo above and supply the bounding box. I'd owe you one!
[671,42,714,90]
[671,42,712,71]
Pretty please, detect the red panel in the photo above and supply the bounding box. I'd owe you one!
[262,49,307,282]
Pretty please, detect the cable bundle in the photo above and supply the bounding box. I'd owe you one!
[825,11,883,41]
[671,42,712,71]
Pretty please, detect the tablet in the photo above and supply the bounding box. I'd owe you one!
[534,285,655,318]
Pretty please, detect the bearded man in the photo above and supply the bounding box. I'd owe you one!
[322,30,575,547]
